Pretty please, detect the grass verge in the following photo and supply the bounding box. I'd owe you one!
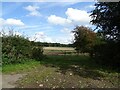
[2,60,40,74]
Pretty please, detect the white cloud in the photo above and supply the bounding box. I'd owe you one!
[61,28,74,37]
[24,5,41,16]
[54,36,74,44]
[86,5,95,9]
[47,15,72,26]
[29,31,74,44]
[60,28,74,44]
[0,18,5,26]
[5,18,25,26]
[34,32,45,39]
[0,18,25,26]
[29,32,53,43]
[61,28,70,33]
[25,5,39,11]
[66,8,91,24]
[48,8,91,26]
[89,5,95,8]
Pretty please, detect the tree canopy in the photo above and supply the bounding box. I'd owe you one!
[90,2,120,68]
[72,26,97,54]
[90,2,120,41]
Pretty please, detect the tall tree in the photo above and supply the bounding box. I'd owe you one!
[90,2,120,68]
[72,26,97,56]
[90,2,120,41]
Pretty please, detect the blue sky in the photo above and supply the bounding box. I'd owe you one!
[1,1,96,44]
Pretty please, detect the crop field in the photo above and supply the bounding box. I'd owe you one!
[43,47,76,55]
[43,47,75,51]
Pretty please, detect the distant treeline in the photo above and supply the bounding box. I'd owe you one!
[30,41,73,47]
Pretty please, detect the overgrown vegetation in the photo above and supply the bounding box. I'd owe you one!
[1,29,44,65]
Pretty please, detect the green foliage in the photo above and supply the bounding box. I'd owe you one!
[3,60,39,74]
[2,53,30,65]
[72,26,97,56]
[1,29,44,65]
[93,41,120,69]
[90,2,120,69]
[2,35,31,57]
[2,34,32,65]
[90,2,120,41]
[31,47,44,61]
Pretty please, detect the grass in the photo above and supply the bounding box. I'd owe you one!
[2,60,40,74]
[2,55,119,88]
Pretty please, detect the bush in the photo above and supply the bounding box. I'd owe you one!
[2,35,33,64]
[2,53,31,65]
[1,29,45,65]
[93,41,120,69]
[31,47,44,61]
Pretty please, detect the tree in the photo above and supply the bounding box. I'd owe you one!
[90,2,120,41]
[90,2,120,68]
[72,26,97,56]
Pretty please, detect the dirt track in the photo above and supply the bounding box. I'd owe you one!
[2,74,26,88]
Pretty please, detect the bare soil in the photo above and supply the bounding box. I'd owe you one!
[2,74,26,88]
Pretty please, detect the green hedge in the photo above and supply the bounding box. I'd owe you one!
[2,34,44,65]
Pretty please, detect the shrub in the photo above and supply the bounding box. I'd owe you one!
[2,35,32,63]
[1,29,45,65]
[93,41,120,69]
[2,53,31,65]
[31,47,44,61]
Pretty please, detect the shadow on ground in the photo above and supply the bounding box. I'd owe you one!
[40,55,111,80]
